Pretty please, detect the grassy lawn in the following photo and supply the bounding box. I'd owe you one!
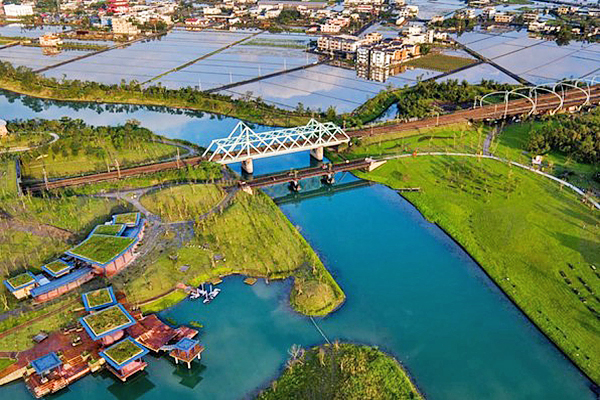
[0,159,17,199]
[357,156,600,383]
[69,235,136,265]
[256,343,423,400]
[337,123,486,160]
[140,184,225,222]
[120,189,345,316]
[3,192,131,234]
[0,229,69,285]
[0,358,16,370]
[405,53,475,72]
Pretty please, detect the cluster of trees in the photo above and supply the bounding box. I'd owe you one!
[394,80,513,120]
[10,117,159,161]
[527,109,599,164]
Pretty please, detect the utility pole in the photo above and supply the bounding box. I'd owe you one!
[176,147,180,168]
[43,167,49,191]
[115,158,121,179]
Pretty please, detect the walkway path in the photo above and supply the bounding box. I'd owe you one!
[0,132,59,154]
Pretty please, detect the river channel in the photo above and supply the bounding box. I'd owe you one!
[0,93,595,400]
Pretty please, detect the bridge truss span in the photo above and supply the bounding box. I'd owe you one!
[202,119,350,167]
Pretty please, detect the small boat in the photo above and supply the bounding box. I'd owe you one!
[189,291,200,300]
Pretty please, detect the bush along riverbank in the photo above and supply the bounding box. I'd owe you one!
[256,343,423,400]
[356,156,600,384]
[0,61,311,127]
[120,186,345,316]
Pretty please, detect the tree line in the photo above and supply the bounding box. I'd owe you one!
[527,108,599,164]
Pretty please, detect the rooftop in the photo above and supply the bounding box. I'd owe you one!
[100,337,148,370]
[42,260,72,278]
[92,224,126,236]
[112,212,141,227]
[82,286,117,311]
[80,304,136,340]
[30,352,62,375]
[173,337,199,353]
[67,234,136,266]
[4,271,36,292]
[30,267,93,297]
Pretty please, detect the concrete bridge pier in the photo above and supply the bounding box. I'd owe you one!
[241,159,254,174]
[321,173,335,185]
[289,180,301,192]
[310,147,324,161]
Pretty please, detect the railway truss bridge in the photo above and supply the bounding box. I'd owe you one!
[202,119,350,174]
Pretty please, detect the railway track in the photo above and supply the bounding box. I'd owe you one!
[349,85,600,137]
[22,85,598,193]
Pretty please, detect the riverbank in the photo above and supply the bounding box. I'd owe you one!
[356,156,600,384]
[116,185,345,317]
[255,343,423,400]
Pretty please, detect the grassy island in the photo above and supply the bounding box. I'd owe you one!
[355,156,600,383]
[257,343,423,400]
[124,187,344,316]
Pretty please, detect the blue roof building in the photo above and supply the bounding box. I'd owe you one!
[31,352,62,376]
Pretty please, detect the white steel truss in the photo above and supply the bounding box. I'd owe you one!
[478,76,599,117]
[202,119,350,163]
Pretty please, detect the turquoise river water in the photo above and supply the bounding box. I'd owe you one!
[0,93,595,400]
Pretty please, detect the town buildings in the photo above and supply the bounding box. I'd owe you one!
[111,16,141,36]
[3,3,34,17]
[39,34,62,47]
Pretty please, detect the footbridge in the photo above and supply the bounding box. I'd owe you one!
[202,119,350,174]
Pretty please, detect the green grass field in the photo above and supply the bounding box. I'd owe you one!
[405,53,475,72]
[256,343,423,400]
[337,123,485,160]
[124,189,345,316]
[0,159,17,199]
[140,184,225,222]
[357,156,600,383]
